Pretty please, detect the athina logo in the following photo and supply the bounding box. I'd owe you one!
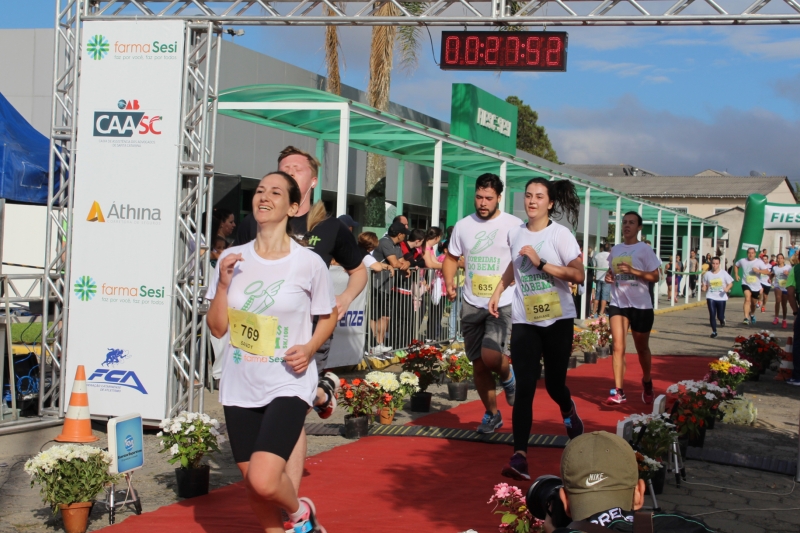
[93,98,162,138]
[74,275,98,302]
[86,35,109,60]
[86,201,162,223]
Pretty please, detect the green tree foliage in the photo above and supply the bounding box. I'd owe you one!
[506,96,561,164]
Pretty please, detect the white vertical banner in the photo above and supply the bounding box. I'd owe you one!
[327,266,367,368]
[66,21,185,421]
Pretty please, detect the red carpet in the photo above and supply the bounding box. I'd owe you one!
[107,355,709,533]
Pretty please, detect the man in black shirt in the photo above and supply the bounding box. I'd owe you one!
[547,432,715,533]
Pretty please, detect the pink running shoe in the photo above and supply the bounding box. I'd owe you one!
[605,389,627,405]
[783,320,788,329]
[291,498,327,533]
[773,317,780,325]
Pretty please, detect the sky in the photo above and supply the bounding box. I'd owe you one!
[4,0,800,181]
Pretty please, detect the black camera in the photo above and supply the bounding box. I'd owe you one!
[526,475,571,528]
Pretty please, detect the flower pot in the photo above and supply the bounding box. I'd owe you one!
[747,372,760,382]
[58,502,92,533]
[687,426,707,449]
[735,383,745,396]
[706,407,718,430]
[583,351,597,364]
[175,464,210,498]
[596,346,611,358]
[410,392,433,412]
[378,407,395,425]
[344,415,370,439]
[568,356,578,369]
[447,382,469,401]
[650,465,667,495]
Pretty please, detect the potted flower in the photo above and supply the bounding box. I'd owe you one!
[572,329,598,364]
[25,444,120,533]
[401,340,445,412]
[157,411,224,498]
[629,413,676,494]
[635,451,665,495]
[338,378,380,438]
[587,316,612,357]
[706,351,751,404]
[719,397,758,425]
[734,331,783,379]
[666,380,726,452]
[488,483,544,533]
[365,371,403,424]
[443,349,473,401]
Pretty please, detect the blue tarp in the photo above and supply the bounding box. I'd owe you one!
[0,92,59,204]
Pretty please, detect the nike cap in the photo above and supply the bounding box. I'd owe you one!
[560,431,638,521]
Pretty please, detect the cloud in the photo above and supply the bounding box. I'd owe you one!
[773,72,800,104]
[541,95,800,181]
[577,60,653,78]
[644,75,671,84]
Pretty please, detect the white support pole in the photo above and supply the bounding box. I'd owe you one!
[499,161,507,212]
[685,218,692,305]
[698,222,705,302]
[314,138,324,204]
[672,216,678,307]
[637,204,643,240]
[431,140,443,228]
[336,107,350,217]
[396,160,405,219]
[713,226,718,260]
[596,207,603,250]
[655,210,662,311]
[581,188,590,321]
[615,197,622,244]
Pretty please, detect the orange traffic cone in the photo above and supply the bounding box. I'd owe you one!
[55,365,98,442]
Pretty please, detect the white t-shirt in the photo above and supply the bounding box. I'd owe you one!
[594,251,610,281]
[772,264,791,290]
[363,254,377,269]
[608,242,662,310]
[508,222,581,326]
[735,258,768,292]
[703,270,733,301]
[448,212,523,309]
[206,240,337,408]
[760,262,773,286]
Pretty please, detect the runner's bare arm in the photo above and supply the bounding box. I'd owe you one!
[734,265,740,281]
[335,263,367,320]
[488,263,515,318]
[725,282,733,293]
[443,252,460,300]
[616,261,659,282]
[284,307,338,373]
[207,253,243,337]
[539,256,585,284]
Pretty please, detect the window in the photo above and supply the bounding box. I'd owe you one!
[672,207,688,214]
[713,208,729,215]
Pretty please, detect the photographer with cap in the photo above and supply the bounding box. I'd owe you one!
[531,431,715,533]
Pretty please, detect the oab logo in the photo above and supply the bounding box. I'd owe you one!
[88,348,148,394]
[87,200,162,223]
[93,99,162,138]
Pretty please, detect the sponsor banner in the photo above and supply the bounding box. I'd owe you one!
[327,266,367,368]
[66,20,185,420]
[764,205,800,229]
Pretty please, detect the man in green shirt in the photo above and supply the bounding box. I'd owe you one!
[783,264,800,385]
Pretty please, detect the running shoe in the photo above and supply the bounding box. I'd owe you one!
[773,317,780,325]
[786,378,800,386]
[477,410,503,434]
[314,372,340,420]
[501,366,516,407]
[742,318,750,325]
[710,332,718,339]
[563,400,584,440]
[642,380,654,405]
[761,306,766,313]
[501,453,530,481]
[783,320,788,329]
[751,316,757,325]
[720,319,726,327]
[606,389,627,405]
[291,497,327,533]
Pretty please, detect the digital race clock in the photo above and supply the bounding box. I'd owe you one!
[440,31,568,72]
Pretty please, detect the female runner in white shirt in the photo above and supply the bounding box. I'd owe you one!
[207,171,337,533]
[488,177,585,481]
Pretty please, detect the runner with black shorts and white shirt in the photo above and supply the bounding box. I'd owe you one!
[207,171,337,533]
[771,253,791,329]
[734,248,771,326]
[488,177,586,481]
[605,212,662,406]
[702,257,733,338]
[444,173,521,434]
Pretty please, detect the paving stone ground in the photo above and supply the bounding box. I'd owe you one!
[1,300,798,533]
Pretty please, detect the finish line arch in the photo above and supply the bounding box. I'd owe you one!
[732,194,800,297]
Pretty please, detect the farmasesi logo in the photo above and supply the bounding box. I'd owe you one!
[78,276,166,306]
[86,35,110,60]
[93,99,162,138]
[74,276,98,302]
[86,200,162,224]
[88,348,148,394]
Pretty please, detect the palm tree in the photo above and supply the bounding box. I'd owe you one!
[324,5,342,95]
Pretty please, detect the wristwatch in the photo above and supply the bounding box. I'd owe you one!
[538,258,548,270]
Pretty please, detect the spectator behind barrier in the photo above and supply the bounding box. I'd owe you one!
[533,431,715,533]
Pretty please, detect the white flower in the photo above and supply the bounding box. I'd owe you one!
[209,427,219,436]
[156,431,163,437]
[185,424,196,435]
[170,444,180,456]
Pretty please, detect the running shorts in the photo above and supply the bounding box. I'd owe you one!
[224,396,309,463]
[608,305,655,334]
[460,300,511,362]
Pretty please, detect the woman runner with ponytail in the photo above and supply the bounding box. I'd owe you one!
[489,177,586,481]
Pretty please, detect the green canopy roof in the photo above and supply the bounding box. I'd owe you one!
[218,84,723,233]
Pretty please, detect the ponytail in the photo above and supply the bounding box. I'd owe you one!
[525,177,581,227]
[306,200,328,233]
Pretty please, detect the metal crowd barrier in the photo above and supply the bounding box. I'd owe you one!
[364,268,463,357]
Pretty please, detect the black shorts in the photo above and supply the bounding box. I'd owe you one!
[743,286,761,299]
[608,305,655,333]
[223,396,308,463]
[761,284,771,295]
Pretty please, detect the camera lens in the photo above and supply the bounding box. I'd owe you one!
[526,475,563,520]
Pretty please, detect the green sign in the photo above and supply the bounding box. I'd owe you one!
[450,84,518,154]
